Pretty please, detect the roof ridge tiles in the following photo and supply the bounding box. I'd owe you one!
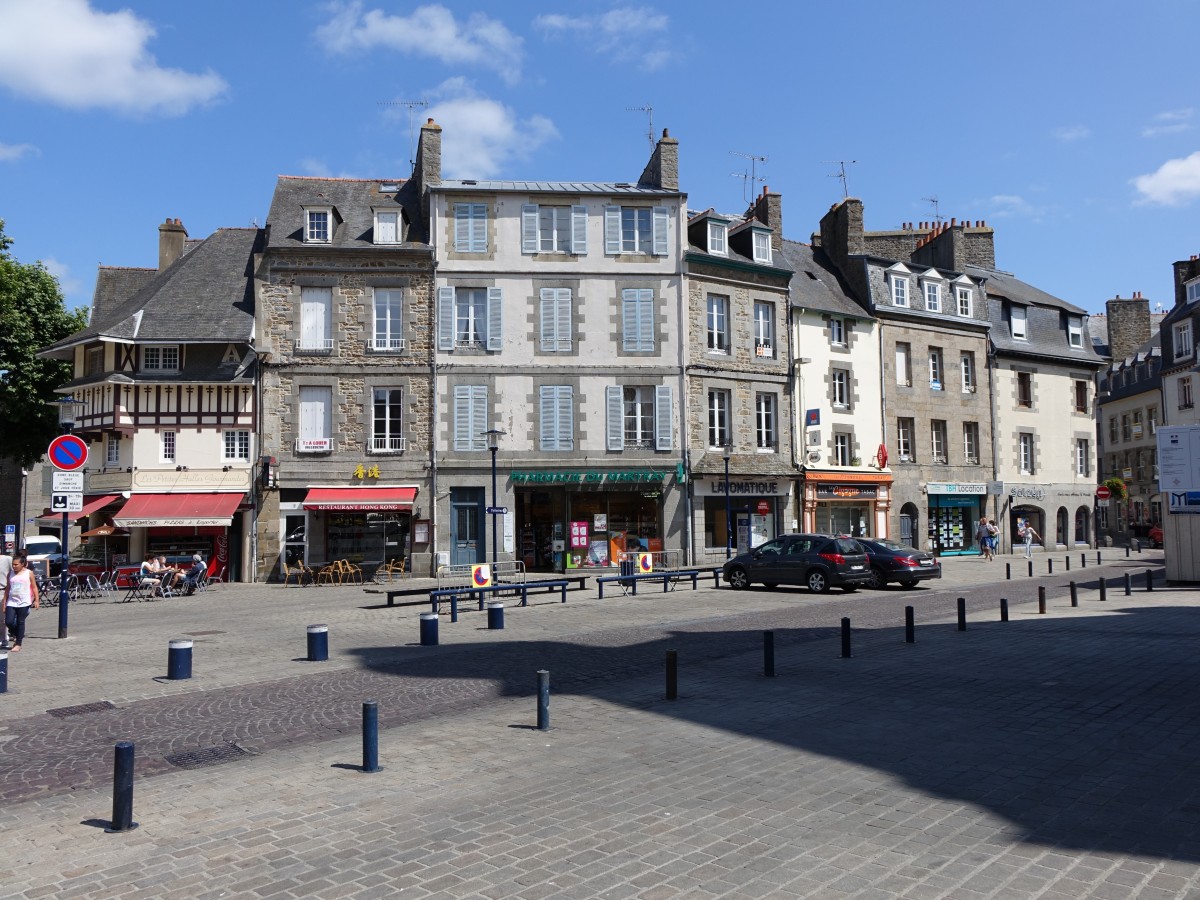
[278,175,404,183]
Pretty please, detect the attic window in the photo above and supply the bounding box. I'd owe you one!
[752,230,771,264]
[304,207,332,243]
[374,210,401,244]
[707,221,727,255]
[379,182,399,192]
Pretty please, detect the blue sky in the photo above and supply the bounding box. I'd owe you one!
[1,0,1198,319]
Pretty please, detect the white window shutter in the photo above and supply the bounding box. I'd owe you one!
[556,289,572,349]
[604,206,621,254]
[571,206,588,254]
[558,386,574,450]
[539,289,556,351]
[655,385,673,450]
[606,385,624,450]
[522,204,539,254]
[470,385,487,449]
[539,386,556,450]
[437,287,455,350]
[638,290,655,349]
[652,207,669,256]
[454,386,471,450]
[621,290,637,350]
[486,287,503,351]
[454,206,469,251]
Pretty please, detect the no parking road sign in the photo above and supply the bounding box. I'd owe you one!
[47,434,88,471]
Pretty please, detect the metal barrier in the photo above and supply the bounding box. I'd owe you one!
[436,560,526,591]
[614,550,684,571]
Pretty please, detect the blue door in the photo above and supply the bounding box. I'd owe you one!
[450,488,484,566]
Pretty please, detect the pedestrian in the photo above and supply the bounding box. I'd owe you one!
[976,517,993,561]
[1019,521,1040,558]
[3,553,40,653]
[987,520,1000,557]
[0,550,11,647]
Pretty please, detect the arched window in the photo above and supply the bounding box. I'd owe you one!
[1056,507,1069,546]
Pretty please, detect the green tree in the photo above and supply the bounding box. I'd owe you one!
[0,219,89,467]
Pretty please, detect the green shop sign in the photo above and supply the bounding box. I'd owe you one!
[511,470,667,485]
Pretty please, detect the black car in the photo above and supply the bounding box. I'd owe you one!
[855,538,941,588]
[722,534,872,593]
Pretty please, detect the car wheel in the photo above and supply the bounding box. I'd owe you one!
[867,567,887,589]
[727,566,751,590]
[806,569,830,593]
[899,579,918,589]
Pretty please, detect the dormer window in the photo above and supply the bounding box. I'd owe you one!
[708,220,727,255]
[1067,315,1084,349]
[1187,278,1200,305]
[752,230,771,264]
[142,344,180,372]
[1011,305,1028,340]
[921,270,943,312]
[954,277,973,317]
[887,264,911,307]
[305,207,332,243]
[374,210,401,244]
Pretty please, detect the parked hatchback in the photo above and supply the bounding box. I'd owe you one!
[855,538,941,589]
[722,534,872,593]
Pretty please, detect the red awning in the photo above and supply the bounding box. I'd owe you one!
[303,487,418,511]
[37,493,123,523]
[114,493,244,527]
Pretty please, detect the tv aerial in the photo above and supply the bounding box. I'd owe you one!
[730,150,768,204]
[822,159,857,198]
[378,99,430,172]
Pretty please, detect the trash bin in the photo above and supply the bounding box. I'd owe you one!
[619,558,636,578]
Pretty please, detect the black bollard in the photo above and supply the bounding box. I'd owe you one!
[362,701,381,773]
[1048,559,1054,575]
[1097,551,1101,565]
[106,741,138,833]
[1146,569,1154,592]
[763,630,775,677]
[1070,581,1078,607]
[1000,598,1009,622]
[167,639,193,680]
[1028,560,1033,577]
[840,617,852,658]
[487,601,505,630]
[537,669,550,730]
[1065,556,1070,571]
[419,612,438,646]
[905,606,915,644]
[1006,562,1011,580]
[306,624,329,662]
[665,650,678,700]
[1100,578,1107,602]
[1081,553,1086,568]
[450,596,458,623]
[1125,572,1132,596]
[957,597,966,631]
[1134,539,1141,553]
[0,647,7,694]
[1038,586,1046,614]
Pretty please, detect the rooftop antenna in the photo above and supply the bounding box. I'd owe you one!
[822,160,856,198]
[627,104,654,152]
[378,99,430,172]
[730,150,768,204]
[922,195,944,225]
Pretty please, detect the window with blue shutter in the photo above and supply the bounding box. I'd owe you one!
[622,289,655,352]
[539,385,574,451]
[539,288,572,352]
[606,385,624,450]
[521,204,539,253]
[454,203,487,252]
[571,206,588,254]
[486,287,503,351]
[655,385,673,450]
[454,385,488,451]
[437,287,456,350]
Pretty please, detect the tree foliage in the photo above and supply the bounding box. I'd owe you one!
[0,220,89,467]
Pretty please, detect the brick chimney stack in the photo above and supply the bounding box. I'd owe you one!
[1105,294,1151,361]
[413,117,442,224]
[746,184,784,251]
[638,128,679,191]
[158,218,187,271]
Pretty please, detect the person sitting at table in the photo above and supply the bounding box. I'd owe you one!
[181,554,207,595]
[156,555,186,591]
[139,553,162,593]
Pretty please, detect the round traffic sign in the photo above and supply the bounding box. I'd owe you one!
[47,434,89,471]
[1095,485,1112,500]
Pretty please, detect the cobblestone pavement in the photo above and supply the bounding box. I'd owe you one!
[2,548,1196,898]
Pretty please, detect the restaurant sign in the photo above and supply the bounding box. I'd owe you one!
[816,484,878,500]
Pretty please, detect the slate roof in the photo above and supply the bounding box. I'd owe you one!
[89,266,156,326]
[437,180,679,196]
[685,209,791,277]
[265,176,429,250]
[41,228,263,357]
[778,240,873,320]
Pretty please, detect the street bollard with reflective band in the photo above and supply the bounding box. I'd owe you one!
[306,624,329,662]
[106,741,138,833]
[957,597,966,631]
[1070,581,1078,607]
[1038,586,1046,615]
[1000,598,1009,622]
[0,648,7,693]
[1146,569,1154,592]
[362,701,381,773]
[905,606,915,643]
[419,612,438,646]
[537,670,550,731]
[1125,573,1132,596]
[487,601,505,630]
[167,639,193,680]
[665,650,678,700]
[1100,578,1107,602]
[763,630,775,677]
[841,617,852,658]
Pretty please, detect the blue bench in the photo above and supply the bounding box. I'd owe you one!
[428,580,572,616]
[595,569,702,599]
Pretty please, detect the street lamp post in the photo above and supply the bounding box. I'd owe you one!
[483,429,506,567]
[723,443,733,559]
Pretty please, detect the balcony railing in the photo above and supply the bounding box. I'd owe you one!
[369,436,407,453]
[295,338,334,355]
[370,337,406,352]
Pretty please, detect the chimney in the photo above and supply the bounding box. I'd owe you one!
[158,218,187,271]
[638,128,679,191]
[1105,294,1151,361]
[413,117,442,224]
[746,184,784,250]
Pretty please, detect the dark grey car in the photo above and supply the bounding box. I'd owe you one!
[721,534,872,593]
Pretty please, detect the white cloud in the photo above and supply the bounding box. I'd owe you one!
[1133,151,1200,206]
[0,0,226,116]
[1143,108,1194,138]
[41,257,83,300]
[316,2,523,85]
[1052,125,1091,142]
[987,194,1038,218]
[0,142,37,162]
[425,80,558,179]
[534,6,675,71]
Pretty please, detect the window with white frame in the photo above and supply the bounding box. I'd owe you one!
[930,420,947,463]
[708,390,730,448]
[707,220,727,255]
[454,203,488,252]
[160,430,176,463]
[889,272,910,307]
[929,347,943,389]
[1149,406,1158,433]
[1188,279,1200,304]
[1076,439,1089,477]
[370,388,404,452]
[1019,433,1035,473]
[924,278,942,312]
[755,393,777,451]
[607,384,672,451]
[1122,414,1131,441]
[374,210,400,244]
[622,289,656,351]
[833,432,852,465]
[963,422,980,464]
[298,386,332,452]
[539,385,574,451]
[1180,375,1194,410]
[605,206,667,255]
[437,287,502,351]
[707,294,729,353]
[754,301,775,357]
[522,204,586,254]
[86,346,104,376]
[1074,380,1089,413]
[895,342,912,385]
[305,208,330,243]
[373,289,404,351]
[539,288,572,352]
[752,230,772,264]
[1068,316,1084,349]
[897,417,914,461]
[223,430,251,461]
[453,385,488,451]
[829,317,846,346]
[142,345,180,371]
[106,434,120,465]
[621,386,656,448]
[1011,305,1028,340]
[1174,320,1194,360]
[831,369,850,408]
[456,288,487,348]
[957,285,973,317]
[960,351,976,392]
[1017,371,1033,407]
[299,286,333,352]
[1109,417,1119,443]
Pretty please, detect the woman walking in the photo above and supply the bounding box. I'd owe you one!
[3,553,40,652]
[976,517,994,561]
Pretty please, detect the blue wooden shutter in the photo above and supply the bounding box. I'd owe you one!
[539,288,556,351]
[522,204,538,254]
[652,207,669,256]
[486,287,503,351]
[558,386,574,450]
[454,205,469,252]
[606,385,624,450]
[437,287,455,350]
[539,386,556,450]
[453,385,471,449]
[621,289,637,350]
[556,289,572,350]
[655,385,673,451]
[571,205,588,254]
[604,206,621,254]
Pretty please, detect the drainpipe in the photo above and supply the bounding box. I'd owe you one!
[986,338,1003,553]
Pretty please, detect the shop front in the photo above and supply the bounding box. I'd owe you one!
[114,492,246,579]
[297,486,419,572]
[926,482,988,556]
[512,469,670,572]
[694,474,788,561]
[799,472,893,539]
